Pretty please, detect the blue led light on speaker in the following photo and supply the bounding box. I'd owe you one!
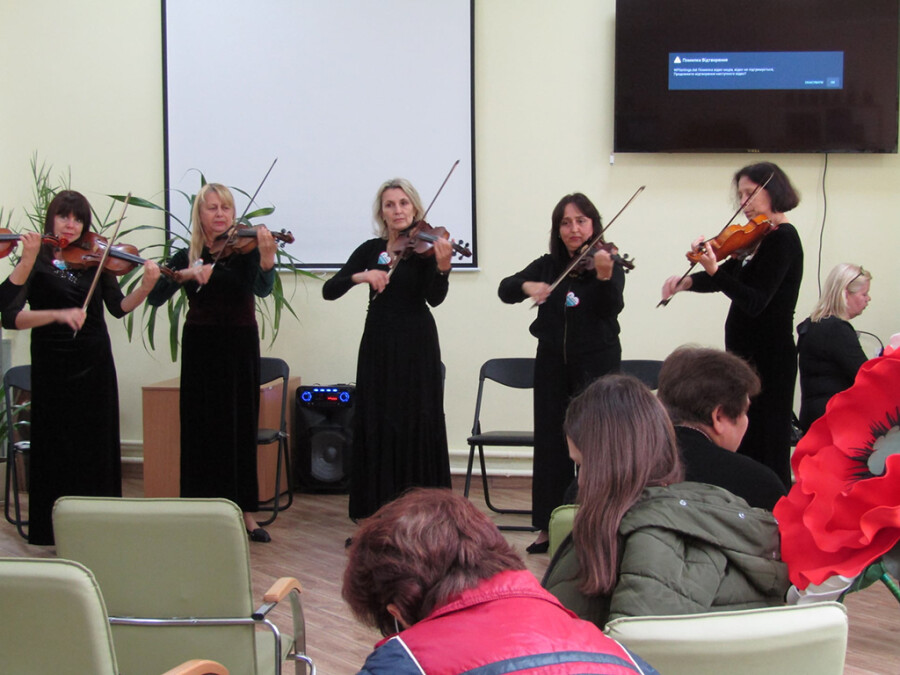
[297,384,354,408]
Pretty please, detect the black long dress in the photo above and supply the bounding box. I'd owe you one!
[499,256,625,531]
[688,223,803,488]
[1,254,127,545]
[148,248,274,512]
[322,239,451,520]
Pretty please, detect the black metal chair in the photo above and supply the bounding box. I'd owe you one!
[256,357,292,525]
[464,358,537,531]
[3,364,31,539]
[621,359,664,390]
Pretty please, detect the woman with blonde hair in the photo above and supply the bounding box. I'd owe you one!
[323,178,452,520]
[542,374,788,628]
[149,183,277,541]
[797,263,872,431]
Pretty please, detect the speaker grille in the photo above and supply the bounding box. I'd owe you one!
[309,427,349,482]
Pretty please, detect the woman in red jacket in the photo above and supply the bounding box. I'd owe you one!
[342,488,657,674]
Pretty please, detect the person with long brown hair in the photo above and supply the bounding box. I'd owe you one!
[542,375,788,627]
[343,488,657,674]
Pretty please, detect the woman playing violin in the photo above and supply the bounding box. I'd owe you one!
[0,190,160,545]
[322,178,452,521]
[660,162,803,488]
[498,193,624,553]
[148,183,277,542]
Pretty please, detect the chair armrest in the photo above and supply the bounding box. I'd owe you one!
[263,576,303,603]
[253,576,303,620]
[162,659,229,675]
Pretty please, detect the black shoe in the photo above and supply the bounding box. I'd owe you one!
[526,540,549,554]
[248,527,271,543]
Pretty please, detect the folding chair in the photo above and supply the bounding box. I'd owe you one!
[464,358,537,531]
[3,364,31,539]
[257,357,293,524]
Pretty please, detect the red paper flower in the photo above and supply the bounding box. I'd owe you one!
[775,348,900,589]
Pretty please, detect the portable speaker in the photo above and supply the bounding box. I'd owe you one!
[293,385,354,493]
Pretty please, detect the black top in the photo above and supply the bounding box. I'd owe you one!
[0,251,129,545]
[498,253,624,357]
[796,316,867,432]
[690,223,803,358]
[675,426,787,511]
[322,238,451,519]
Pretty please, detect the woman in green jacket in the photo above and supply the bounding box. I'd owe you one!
[542,374,789,627]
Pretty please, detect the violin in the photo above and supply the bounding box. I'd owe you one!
[209,224,295,258]
[55,232,176,279]
[687,214,772,263]
[390,220,472,261]
[657,214,774,308]
[570,241,635,275]
[0,230,64,258]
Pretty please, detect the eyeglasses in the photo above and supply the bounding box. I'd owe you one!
[847,266,868,288]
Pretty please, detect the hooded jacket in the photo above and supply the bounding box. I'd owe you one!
[542,482,789,628]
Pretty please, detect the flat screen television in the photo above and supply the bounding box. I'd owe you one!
[614,0,900,153]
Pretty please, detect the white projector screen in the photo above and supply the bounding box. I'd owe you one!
[163,0,476,269]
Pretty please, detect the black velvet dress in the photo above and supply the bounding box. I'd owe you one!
[148,248,274,512]
[689,223,803,488]
[1,254,128,545]
[499,255,625,531]
[322,239,451,520]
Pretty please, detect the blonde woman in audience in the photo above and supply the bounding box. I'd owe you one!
[796,263,872,432]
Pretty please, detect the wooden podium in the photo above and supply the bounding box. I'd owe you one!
[142,375,301,499]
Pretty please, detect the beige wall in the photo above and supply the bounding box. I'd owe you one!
[2,1,898,469]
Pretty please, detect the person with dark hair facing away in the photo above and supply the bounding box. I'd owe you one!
[343,488,659,675]
[657,346,787,511]
[543,375,788,629]
[499,192,625,553]
[661,162,803,489]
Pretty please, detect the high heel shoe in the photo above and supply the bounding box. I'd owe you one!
[247,527,271,543]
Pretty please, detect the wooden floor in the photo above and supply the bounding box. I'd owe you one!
[1,468,898,674]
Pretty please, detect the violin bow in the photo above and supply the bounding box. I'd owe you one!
[75,193,131,337]
[533,185,646,307]
[386,159,460,281]
[657,172,773,308]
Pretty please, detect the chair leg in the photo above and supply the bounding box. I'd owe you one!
[463,443,477,498]
[468,445,537,532]
[4,448,28,540]
[258,435,294,526]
